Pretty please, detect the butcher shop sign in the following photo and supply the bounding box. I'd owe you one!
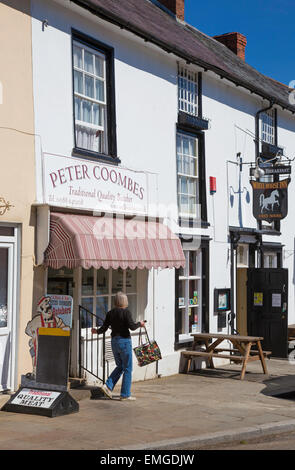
[250,178,290,221]
[43,153,148,215]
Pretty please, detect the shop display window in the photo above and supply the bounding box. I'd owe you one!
[81,268,138,328]
[177,249,202,341]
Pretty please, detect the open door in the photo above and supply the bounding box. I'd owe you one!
[247,268,288,358]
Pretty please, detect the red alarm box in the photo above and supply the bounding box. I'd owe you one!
[210,176,216,194]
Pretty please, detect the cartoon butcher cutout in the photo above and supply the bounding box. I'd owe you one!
[25,296,70,378]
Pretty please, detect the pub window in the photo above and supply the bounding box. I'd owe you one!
[178,64,198,117]
[177,132,200,219]
[237,244,249,268]
[81,268,139,328]
[177,249,202,341]
[263,252,278,268]
[261,109,275,145]
[72,32,117,160]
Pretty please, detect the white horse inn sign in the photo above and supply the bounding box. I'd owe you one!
[250,178,291,221]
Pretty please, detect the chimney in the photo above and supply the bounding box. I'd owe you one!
[213,32,247,61]
[157,0,185,21]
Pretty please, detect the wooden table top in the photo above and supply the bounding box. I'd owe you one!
[191,333,264,342]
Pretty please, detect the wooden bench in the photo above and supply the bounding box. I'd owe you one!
[182,333,271,380]
[182,349,271,373]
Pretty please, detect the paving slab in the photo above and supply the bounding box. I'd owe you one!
[1,358,295,449]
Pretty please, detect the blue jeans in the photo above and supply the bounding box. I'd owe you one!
[106,337,133,398]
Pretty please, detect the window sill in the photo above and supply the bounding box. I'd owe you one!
[178,217,210,228]
[72,147,121,165]
[178,111,209,132]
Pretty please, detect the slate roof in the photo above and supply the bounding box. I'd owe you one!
[72,0,295,113]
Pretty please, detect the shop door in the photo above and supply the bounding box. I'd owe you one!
[247,268,288,358]
[0,243,14,390]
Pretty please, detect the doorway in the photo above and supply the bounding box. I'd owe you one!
[237,267,288,358]
[0,226,19,391]
[247,268,288,358]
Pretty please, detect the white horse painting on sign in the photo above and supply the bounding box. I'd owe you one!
[259,190,280,213]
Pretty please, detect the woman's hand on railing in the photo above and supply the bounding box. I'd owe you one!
[91,328,98,335]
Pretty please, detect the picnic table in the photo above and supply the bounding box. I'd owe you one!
[182,332,271,380]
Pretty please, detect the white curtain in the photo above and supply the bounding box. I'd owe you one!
[76,124,99,153]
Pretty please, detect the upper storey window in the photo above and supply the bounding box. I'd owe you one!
[72,31,117,162]
[178,65,198,117]
[261,108,275,145]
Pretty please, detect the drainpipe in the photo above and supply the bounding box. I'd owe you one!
[229,232,240,335]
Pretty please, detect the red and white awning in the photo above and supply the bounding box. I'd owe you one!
[44,212,185,270]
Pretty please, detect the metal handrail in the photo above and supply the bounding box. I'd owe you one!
[78,305,105,383]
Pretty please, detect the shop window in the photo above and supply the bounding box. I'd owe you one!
[81,268,138,328]
[177,249,202,342]
[72,31,117,161]
[47,268,74,297]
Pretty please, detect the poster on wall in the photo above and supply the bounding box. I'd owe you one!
[214,289,231,313]
[47,294,73,328]
[254,292,263,306]
[272,293,282,308]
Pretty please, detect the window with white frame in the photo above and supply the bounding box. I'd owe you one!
[261,109,275,145]
[81,268,138,328]
[178,64,198,116]
[237,244,249,268]
[73,40,108,154]
[263,252,278,268]
[177,132,199,218]
[178,249,202,340]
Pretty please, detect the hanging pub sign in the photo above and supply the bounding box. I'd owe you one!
[250,178,290,221]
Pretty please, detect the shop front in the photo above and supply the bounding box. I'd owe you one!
[36,153,185,381]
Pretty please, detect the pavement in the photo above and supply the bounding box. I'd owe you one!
[1,358,295,450]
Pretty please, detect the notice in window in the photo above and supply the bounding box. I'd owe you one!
[272,293,281,308]
[254,292,263,306]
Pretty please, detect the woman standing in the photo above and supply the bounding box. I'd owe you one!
[92,291,145,401]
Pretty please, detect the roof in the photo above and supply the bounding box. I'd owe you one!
[72,0,295,113]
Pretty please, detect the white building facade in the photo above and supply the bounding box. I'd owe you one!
[26,0,295,385]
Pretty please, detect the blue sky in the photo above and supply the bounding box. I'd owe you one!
[185,0,294,86]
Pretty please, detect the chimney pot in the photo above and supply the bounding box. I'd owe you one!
[214,32,247,61]
[157,0,185,21]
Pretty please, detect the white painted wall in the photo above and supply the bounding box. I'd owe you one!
[31,0,179,379]
[30,0,295,381]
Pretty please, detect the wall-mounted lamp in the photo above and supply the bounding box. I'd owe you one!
[253,166,265,179]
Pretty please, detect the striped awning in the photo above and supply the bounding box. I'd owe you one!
[44,212,185,270]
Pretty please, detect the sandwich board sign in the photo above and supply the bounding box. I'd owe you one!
[2,295,78,417]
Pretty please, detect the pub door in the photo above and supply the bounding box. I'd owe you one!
[247,268,288,358]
